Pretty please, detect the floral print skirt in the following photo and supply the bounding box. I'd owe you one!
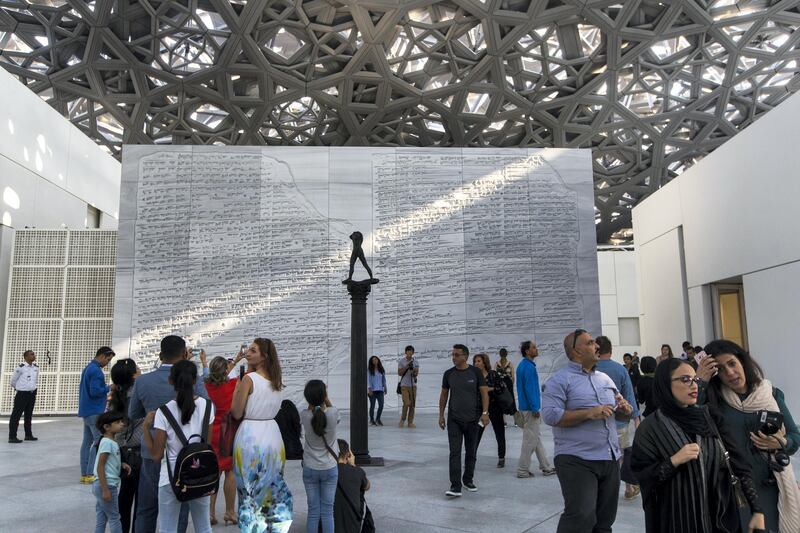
[233,419,293,532]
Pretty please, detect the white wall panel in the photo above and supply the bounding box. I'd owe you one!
[0,67,121,227]
[596,250,641,360]
[0,157,38,229]
[637,229,688,355]
[613,252,639,318]
[33,178,86,229]
[0,71,72,187]
[632,180,682,246]
[597,252,616,295]
[65,128,121,218]
[743,261,800,416]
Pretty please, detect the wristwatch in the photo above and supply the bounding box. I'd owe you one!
[482,411,489,416]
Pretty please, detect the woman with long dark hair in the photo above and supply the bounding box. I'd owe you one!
[631,358,764,532]
[697,340,800,532]
[204,356,238,525]
[301,379,338,533]
[473,353,507,468]
[108,359,141,533]
[230,338,293,532]
[657,344,674,365]
[367,356,386,426]
[143,360,214,533]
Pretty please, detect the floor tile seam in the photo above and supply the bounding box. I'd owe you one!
[521,509,564,532]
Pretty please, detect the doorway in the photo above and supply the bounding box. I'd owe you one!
[711,283,748,349]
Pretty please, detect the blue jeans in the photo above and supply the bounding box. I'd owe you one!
[369,391,385,423]
[134,457,189,533]
[81,414,102,476]
[93,481,123,533]
[158,485,211,533]
[302,465,337,533]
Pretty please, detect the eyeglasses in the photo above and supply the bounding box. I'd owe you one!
[671,376,702,386]
[572,329,587,350]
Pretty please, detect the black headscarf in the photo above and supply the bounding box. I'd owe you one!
[653,358,714,437]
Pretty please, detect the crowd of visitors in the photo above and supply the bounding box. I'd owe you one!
[5,326,787,532]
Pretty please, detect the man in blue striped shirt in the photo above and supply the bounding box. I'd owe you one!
[542,329,633,533]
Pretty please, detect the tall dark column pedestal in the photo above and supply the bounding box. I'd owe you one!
[343,278,384,467]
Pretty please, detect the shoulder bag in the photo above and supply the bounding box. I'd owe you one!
[396,365,412,395]
[702,409,747,508]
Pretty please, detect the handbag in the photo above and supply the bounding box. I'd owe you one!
[702,409,747,508]
[219,412,240,458]
[119,419,142,473]
[120,444,142,473]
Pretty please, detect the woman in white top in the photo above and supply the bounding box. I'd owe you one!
[300,379,339,533]
[143,360,214,533]
[230,338,293,532]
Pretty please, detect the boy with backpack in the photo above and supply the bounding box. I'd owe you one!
[142,361,218,533]
[93,411,132,533]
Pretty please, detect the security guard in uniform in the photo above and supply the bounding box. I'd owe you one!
[9,350,39,443]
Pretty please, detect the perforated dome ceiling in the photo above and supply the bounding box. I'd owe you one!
[2,0,799,241]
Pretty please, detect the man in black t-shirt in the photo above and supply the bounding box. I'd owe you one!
[439,344,490,497]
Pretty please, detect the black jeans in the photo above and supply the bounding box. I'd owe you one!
[119,465,140,533]
[554,454,620,533]
[368,391,385,422]
[9,390,36,438]
[477,402,506,458]
[447,416,479,490]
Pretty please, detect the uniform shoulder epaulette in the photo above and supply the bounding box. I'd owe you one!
[18,363,24,367]
[33,363,39,367]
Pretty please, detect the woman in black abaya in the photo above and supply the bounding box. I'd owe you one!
[631,358,765,533]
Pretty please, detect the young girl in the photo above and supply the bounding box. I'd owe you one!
[143,360,215,533]
[93,411,130,533]
[301,379,339,533]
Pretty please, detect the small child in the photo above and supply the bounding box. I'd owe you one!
[93,411,130,533]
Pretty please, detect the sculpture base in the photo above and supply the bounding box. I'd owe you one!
[354,454,385,467]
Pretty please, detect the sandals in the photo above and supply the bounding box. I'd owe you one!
[224,512,238,525]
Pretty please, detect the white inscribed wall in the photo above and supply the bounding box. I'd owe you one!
[114,147,598,406]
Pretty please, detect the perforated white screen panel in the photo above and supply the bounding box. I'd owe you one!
[1,230,117,415]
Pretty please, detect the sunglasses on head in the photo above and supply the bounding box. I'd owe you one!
[572,329,587,350]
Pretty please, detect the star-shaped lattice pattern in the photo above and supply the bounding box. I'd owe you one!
[2,0,800,241]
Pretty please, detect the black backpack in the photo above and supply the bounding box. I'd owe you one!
[158,399,220,502]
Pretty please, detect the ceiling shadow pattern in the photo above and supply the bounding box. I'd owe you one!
[1,0,800,241]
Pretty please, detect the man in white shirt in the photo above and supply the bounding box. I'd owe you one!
[9,350,39,443]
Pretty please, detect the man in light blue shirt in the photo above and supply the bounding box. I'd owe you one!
[515,340,555,477]
[542,329,633,533]
[595,336,641,501]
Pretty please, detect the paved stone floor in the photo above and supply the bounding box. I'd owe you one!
[0,410,647,532]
